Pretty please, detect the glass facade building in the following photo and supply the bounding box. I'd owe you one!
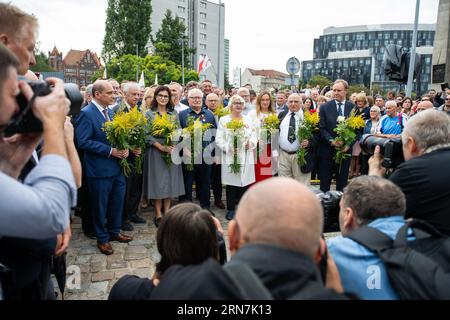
[302,24,436,94]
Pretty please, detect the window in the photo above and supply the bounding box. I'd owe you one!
[384,33,390,40]
[200,43,207,50]
[178,6,185,13]
[356,33,365,40]
[200,1,207,8]
[337,35,343,42]
[345,34,350,41]
[200,12,207,19]
[200,23,206,29]
[200,33,207,40]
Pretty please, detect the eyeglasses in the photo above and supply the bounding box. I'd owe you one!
[157,94,169,99]
[189,96,203,100]
[445,98,450,101]
[233,102,244,105]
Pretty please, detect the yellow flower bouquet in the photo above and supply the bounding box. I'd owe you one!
[214,106,231,118]
[182,116,212,171]
[150,113,178,167]
[333,109,366,164]
[103,107,148,177]
[226,118,246,174]
[261,113,280,142]
[297,110,320,166]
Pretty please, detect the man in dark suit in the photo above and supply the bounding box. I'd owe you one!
[111,82,146,231]
[319,79,355,192]
[76,80,133,255]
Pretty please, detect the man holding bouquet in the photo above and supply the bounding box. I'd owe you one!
[76,80,133,256]
[318,79,355,192]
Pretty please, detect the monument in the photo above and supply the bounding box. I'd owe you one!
[431,0,450,91]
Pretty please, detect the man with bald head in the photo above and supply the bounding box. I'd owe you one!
[146,177,345,299]
[416,100,434,113]
[76,80,133,255]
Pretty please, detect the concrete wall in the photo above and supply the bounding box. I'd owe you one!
[431,0,450,90]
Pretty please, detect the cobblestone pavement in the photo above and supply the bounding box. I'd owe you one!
[64,185,339,300]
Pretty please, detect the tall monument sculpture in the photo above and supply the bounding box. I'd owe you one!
[431,0,450,91]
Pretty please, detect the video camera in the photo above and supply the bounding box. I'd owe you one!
[4,80,83,137]
[360,134,404,169]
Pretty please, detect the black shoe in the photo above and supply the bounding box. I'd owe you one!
[225,210,235,221]
[153,216,162,228]
[130,215,147,224]
[83,231,97,240]
[122,221,134,231]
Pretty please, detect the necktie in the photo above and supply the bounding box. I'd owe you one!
[102,108,111,122]
[288,113,296,144]
[337,103,343,117]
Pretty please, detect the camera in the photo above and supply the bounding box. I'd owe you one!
[312,189,343,233]
[360,134,404,169]
[3,80,83,137]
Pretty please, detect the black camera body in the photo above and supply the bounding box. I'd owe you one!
[361,134,405,169]
[4,80,83,137]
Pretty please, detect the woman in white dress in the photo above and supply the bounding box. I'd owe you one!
[216,95,257,220]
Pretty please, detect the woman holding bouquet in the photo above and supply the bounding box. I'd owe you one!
[216,95,257,221]
[248,91,277,183]
[143,86,185,227]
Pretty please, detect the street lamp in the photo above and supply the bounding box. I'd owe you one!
[406,0,420,97]
[178,36,186,85]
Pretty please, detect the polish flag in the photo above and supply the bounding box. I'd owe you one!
[197,55,212,75]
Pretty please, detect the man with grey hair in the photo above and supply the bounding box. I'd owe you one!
[169,82,189,113]
[328,176,407,299]
[369,109,450,235]
[438,93,450,115]
[376,100,407,137]
[108,79,122,110]
[82,84,94,108]
[237,87,255,115]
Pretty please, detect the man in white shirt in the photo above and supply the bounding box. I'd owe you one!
[169,82,189,114]
[278,94,310,185]
[275,92,288,115]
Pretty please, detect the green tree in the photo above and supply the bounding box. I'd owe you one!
[152,10,196,68]
[30,50,54,72]
[307,75,332,89]
[224,73,232,91]
[92,54,199,85]
[102,0,152,63]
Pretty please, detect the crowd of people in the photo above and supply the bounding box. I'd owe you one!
[1,2,450,301]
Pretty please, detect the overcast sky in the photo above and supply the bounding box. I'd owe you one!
[8,0,440,74]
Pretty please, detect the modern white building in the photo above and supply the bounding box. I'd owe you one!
[241,68,289,92]
[150,0,226,87]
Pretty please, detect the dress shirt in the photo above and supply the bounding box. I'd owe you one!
[279,110,304,152]
[92,99,113,156]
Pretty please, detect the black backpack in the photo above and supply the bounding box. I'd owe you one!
[347,219,450,300]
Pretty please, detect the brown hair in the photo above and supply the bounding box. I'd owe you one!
[0,3,38,41]
[156,203,219,275]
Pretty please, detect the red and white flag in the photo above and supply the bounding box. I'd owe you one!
[197,55,212,75]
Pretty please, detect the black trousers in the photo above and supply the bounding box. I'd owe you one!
[123,170,143,221]
[79,173,94,234]
[319,146,351,192]
[226,185,248,211]
[211,164,222,203]
[181,163,212,209]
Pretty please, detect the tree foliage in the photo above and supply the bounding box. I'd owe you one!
[348,84,371,96]
[92,54,199,85]
[307,75,333,89]
[102,0,152,63]
[152,10,196,68]
[30,51,54,72]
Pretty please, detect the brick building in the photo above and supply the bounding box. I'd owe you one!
[63,49,102,87]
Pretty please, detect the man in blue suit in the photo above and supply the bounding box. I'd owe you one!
[318,79,356,192]
[76,80,133,255]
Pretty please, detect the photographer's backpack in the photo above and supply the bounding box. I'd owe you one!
[348,219,450,300]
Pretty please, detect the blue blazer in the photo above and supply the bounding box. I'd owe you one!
[75,103,121,178]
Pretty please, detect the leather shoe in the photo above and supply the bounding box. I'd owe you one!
[215,201,225,209]
[130,215,147,224]
[225,210,235,221]
[97,242,114,255]
[122,221,134,231]
[110,233,133,243]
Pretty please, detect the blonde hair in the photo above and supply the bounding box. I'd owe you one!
[256,91,275,115]
[0,3,38,41]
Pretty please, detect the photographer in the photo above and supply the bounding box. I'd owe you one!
[369,109,450,235]
[0,43,76,239]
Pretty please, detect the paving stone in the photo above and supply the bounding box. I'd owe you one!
[130,258,152,269]
[107,260,129,270]
[114,268,133,279]
[86,281,109,298]
[91,271,115,283]
[78,246,98,255]
[128,239,152,246]
[90,261,107,273]
[75,255,91,265]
